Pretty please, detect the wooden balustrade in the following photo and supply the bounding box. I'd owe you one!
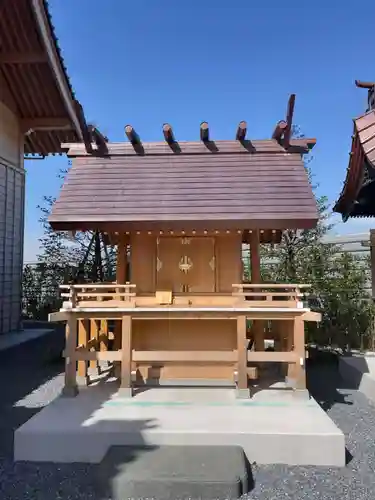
[57,282,314,397]
[60,283,136,308]
[232,283,311,307]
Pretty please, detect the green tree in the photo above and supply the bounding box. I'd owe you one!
[22,164,116,319]
[258,151,374,350]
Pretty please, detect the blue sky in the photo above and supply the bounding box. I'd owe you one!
[24,0,375,262]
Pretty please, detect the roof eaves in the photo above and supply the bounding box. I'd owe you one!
[333,123,365,217]
[30,0,84,142]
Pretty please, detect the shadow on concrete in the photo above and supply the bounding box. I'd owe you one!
[0,325,65,458]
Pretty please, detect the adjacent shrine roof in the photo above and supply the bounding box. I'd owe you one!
[0,0,96,155]
[334,81,375,220]
[49,96,318,233]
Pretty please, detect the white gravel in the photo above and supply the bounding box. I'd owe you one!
[0,335,374,499]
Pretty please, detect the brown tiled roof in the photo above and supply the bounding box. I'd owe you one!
[334,110,375,218]
[49,139,318,231]
[0,0,84,154]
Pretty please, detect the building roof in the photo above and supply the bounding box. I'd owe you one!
[0,0,91,154]
[49,137,318,232]
[334,83,375,220]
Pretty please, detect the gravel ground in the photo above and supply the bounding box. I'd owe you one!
[0,335,374,499]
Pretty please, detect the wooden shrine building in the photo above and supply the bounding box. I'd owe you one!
[49,95,321,398]
[334,81,375,297]
[334,81,375,220]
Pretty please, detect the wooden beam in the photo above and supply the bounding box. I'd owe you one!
[72,350,122,362]
[88,124,108,153]
[236,121,247,141]
[355,80,375,89]
[163,123,175,143]
[21,117,72,132]
[283,94,296,147]
[305,138,317,150]
[125,125,140,145]
[200,121,209,142]
[132,350,237,362]
[272,120,287,141]
[0,51,47,64]
[302,311,321,322]
[247,351,298,363]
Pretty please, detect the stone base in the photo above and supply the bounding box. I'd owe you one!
[117,387,133,398]
[14,386,345,466]
[97,445,250,500]
[236,388,251,399]
[61,385,78,398]
[339,355,375,402]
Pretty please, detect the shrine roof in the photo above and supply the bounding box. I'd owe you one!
[334,108,375,220]
[49,137,318,232]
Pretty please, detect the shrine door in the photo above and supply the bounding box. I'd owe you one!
[156,236,216,292]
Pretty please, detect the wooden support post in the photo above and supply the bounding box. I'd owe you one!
[286,320,296,382]
[77,319,89,385]
[62,315,78,397]
[237,315,250,398]
[89,319,100,375]
[99,319,109,370]
[114,233,128,378]
[250,230,264,351]
[293,317,306,391]
[119,315,132,397]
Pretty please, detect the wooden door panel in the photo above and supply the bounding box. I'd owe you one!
[156,236,216,293]
[185,237,215,292]
[156,237,183,292]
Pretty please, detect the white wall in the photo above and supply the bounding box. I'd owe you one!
[0,101,25,334]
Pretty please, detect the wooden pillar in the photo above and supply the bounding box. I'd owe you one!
[250,230,264,351]
[293,317,306,390]
[62,315,78,397]
[250,231,261,283]
[89,319,100,375]
[99,319,109,368]
[119,315,132,397]
[114,234,128,378]
[237,314,249,398]
[77,319,89,385]
[286,320,296,381]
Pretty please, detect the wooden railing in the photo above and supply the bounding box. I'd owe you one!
[58,282,310,310]
[232,283,311,307]
[60,283,136,308]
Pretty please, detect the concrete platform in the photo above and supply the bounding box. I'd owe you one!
[97,445,250,500]
[339,354,375,403]
[14,382,345,466]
